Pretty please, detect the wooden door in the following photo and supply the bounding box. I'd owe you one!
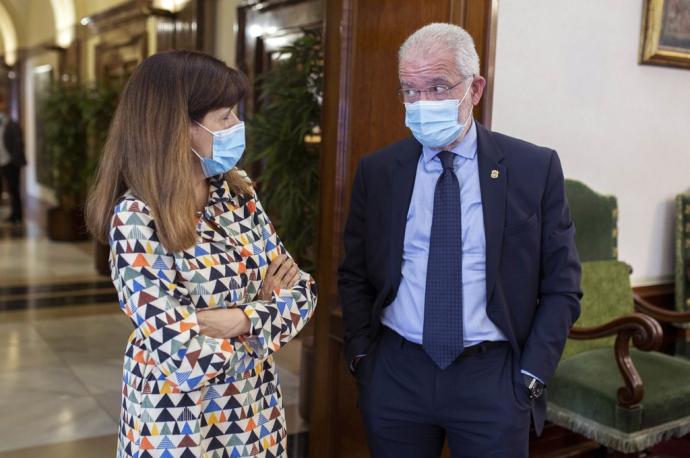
[310,1,498,456]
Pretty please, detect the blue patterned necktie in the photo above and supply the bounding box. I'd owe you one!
[423,151,464,369]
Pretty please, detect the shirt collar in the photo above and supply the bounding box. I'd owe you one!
[197,175,231,242]
[422,118,477,164]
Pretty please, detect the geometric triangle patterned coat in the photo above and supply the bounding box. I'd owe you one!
[110,171,317,457]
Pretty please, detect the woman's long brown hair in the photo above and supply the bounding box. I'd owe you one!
[86,50,252,252]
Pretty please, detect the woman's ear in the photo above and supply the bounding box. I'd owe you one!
[190,122,202,152]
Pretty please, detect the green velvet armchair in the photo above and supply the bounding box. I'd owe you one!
[565,179,618,262]
[545,181,690,453]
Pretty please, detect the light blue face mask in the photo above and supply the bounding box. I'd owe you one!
[404,82,473,148]
[192,121,246,177]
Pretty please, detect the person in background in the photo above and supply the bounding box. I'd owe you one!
[0,93,26,225]
[339,23,581,457]
[86,50,317,457]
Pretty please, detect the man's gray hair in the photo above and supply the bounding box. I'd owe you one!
[399,23,480,77]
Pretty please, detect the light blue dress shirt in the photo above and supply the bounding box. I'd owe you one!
[381,120,508,347]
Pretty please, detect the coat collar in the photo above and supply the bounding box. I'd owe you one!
[197,174,232,242]
[475,123,506,303]
[206,174,231,209]
[389,138,423,286]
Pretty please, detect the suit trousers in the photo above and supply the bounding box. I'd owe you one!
[357,326,531,458]
[1,163,22,222]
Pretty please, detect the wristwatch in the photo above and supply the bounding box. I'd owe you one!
[523,374,545,400]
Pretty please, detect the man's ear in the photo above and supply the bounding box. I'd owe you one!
[471,76,487,105]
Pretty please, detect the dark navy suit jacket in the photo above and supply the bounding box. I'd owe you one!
[338,123,582,435]
[2,119,26,167]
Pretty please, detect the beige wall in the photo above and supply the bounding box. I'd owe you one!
[214,0,242,67]
[23,1,56,48]
[1,0,132,50]
[74,0,129,19]
[492,0,690,285]
[0,2,14,58]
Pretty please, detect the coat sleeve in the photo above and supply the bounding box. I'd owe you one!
[231,195,318,360]
[6,121,26,167]
[111,199,253,391]
[337,159,377,369]
[520,151,582,385]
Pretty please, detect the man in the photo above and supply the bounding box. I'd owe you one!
[338,23,581,457]
[0,93,26,225]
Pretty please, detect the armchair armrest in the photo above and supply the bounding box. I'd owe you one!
[633,292,690,324]
[569,313,663,407]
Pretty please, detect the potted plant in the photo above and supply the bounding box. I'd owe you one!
[41,82,119,250]
[42,82,91,241]
[244,29,323,273]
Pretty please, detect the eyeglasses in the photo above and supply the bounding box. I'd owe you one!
[397,76,473,103]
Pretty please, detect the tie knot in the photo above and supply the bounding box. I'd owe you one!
[437,151,455,171]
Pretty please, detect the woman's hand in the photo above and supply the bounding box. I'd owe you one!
[197,308,251,339]
[257,254,301,301]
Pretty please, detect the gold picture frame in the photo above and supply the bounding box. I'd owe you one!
[640,0,690,69]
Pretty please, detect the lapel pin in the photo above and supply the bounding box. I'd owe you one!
[490,170,499,179]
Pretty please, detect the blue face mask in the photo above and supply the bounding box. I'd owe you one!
[404,83,472,148]
[192,121,246,177]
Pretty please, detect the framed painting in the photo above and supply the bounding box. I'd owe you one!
[640,0,690,69]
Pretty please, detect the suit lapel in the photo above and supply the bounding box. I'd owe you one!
[388,138,422,289]
[476,124,506,303]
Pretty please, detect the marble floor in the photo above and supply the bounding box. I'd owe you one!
[0,203,309,457]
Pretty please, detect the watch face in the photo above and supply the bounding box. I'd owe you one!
[531,383,544,399]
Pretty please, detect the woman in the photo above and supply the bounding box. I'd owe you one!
[86,50,317,457]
